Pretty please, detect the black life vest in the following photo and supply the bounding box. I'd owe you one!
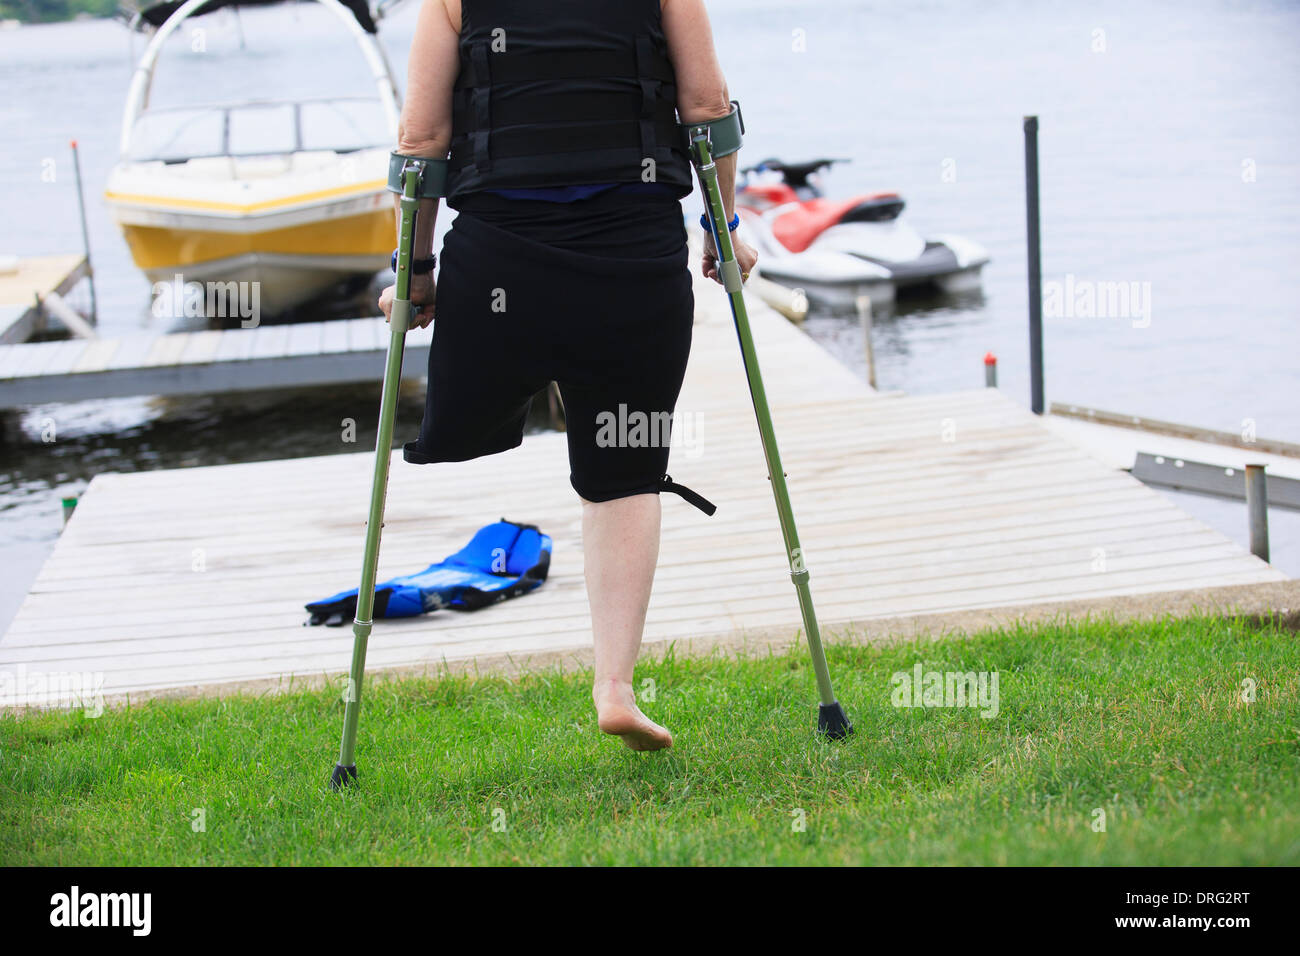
[447,0,694,204]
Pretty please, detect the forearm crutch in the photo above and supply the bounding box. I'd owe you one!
[332,153,448,790]
[684,104,852,739]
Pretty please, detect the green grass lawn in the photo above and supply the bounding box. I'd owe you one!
[2,613,1297,865]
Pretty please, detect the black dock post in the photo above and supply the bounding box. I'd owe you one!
[1024,116,1044,415]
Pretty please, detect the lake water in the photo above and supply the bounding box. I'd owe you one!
[1,0,1297,628]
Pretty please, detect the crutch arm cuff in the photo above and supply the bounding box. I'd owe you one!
[387,152,450,198]
[679,101,744,159]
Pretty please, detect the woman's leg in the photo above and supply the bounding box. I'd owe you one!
[582,493,673,751]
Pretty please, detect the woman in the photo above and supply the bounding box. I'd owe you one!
[378,0,758,751]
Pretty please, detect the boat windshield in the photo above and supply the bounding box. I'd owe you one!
[127,96,390,162]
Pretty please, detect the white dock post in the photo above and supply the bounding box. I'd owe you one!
[1245,464,1270,562]
[856,294,877,390]
[69,140,98,326]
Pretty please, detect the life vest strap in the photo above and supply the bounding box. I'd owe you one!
[451,48,676,87]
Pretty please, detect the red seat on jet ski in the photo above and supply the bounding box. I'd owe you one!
[771,193,901,253]
[741,182,799,206]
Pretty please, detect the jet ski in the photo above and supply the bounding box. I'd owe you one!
[305,519,551,626]
[736,158,989,315]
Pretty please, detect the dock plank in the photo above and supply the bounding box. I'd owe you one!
[103,334,164,372]
[10,340,73,378]
[177,329,225,366]
[37,339,91,378]
[247,323,291,360]
[285,321,325,357]
[71,338,123,374]
[320,319,350,354]
[142,331,193,368]
[212,327,258,363]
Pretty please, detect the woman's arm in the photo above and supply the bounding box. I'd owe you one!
[395,0,461,258]
[662,0,736,220]
[662,0,756,283]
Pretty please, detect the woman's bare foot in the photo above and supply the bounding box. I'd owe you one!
[593,679,673,751]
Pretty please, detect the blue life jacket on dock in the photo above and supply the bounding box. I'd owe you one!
[305,519,552,626]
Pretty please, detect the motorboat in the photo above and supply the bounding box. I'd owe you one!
[105,0,407,319]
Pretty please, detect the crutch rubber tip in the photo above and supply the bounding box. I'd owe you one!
[330,763,359,791]
[817,702,853,740]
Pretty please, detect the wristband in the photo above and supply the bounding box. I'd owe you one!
[701,212,740,233]
[392,250,437,274]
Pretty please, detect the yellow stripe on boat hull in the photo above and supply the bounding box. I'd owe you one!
[120,208,393,269]
[104,179,389,214]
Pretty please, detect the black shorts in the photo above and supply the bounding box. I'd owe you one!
[403,193,709,510]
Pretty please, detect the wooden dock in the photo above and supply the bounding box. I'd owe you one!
[0,254,90,345]
[0,316,433,408]
[0,269,1285,708]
